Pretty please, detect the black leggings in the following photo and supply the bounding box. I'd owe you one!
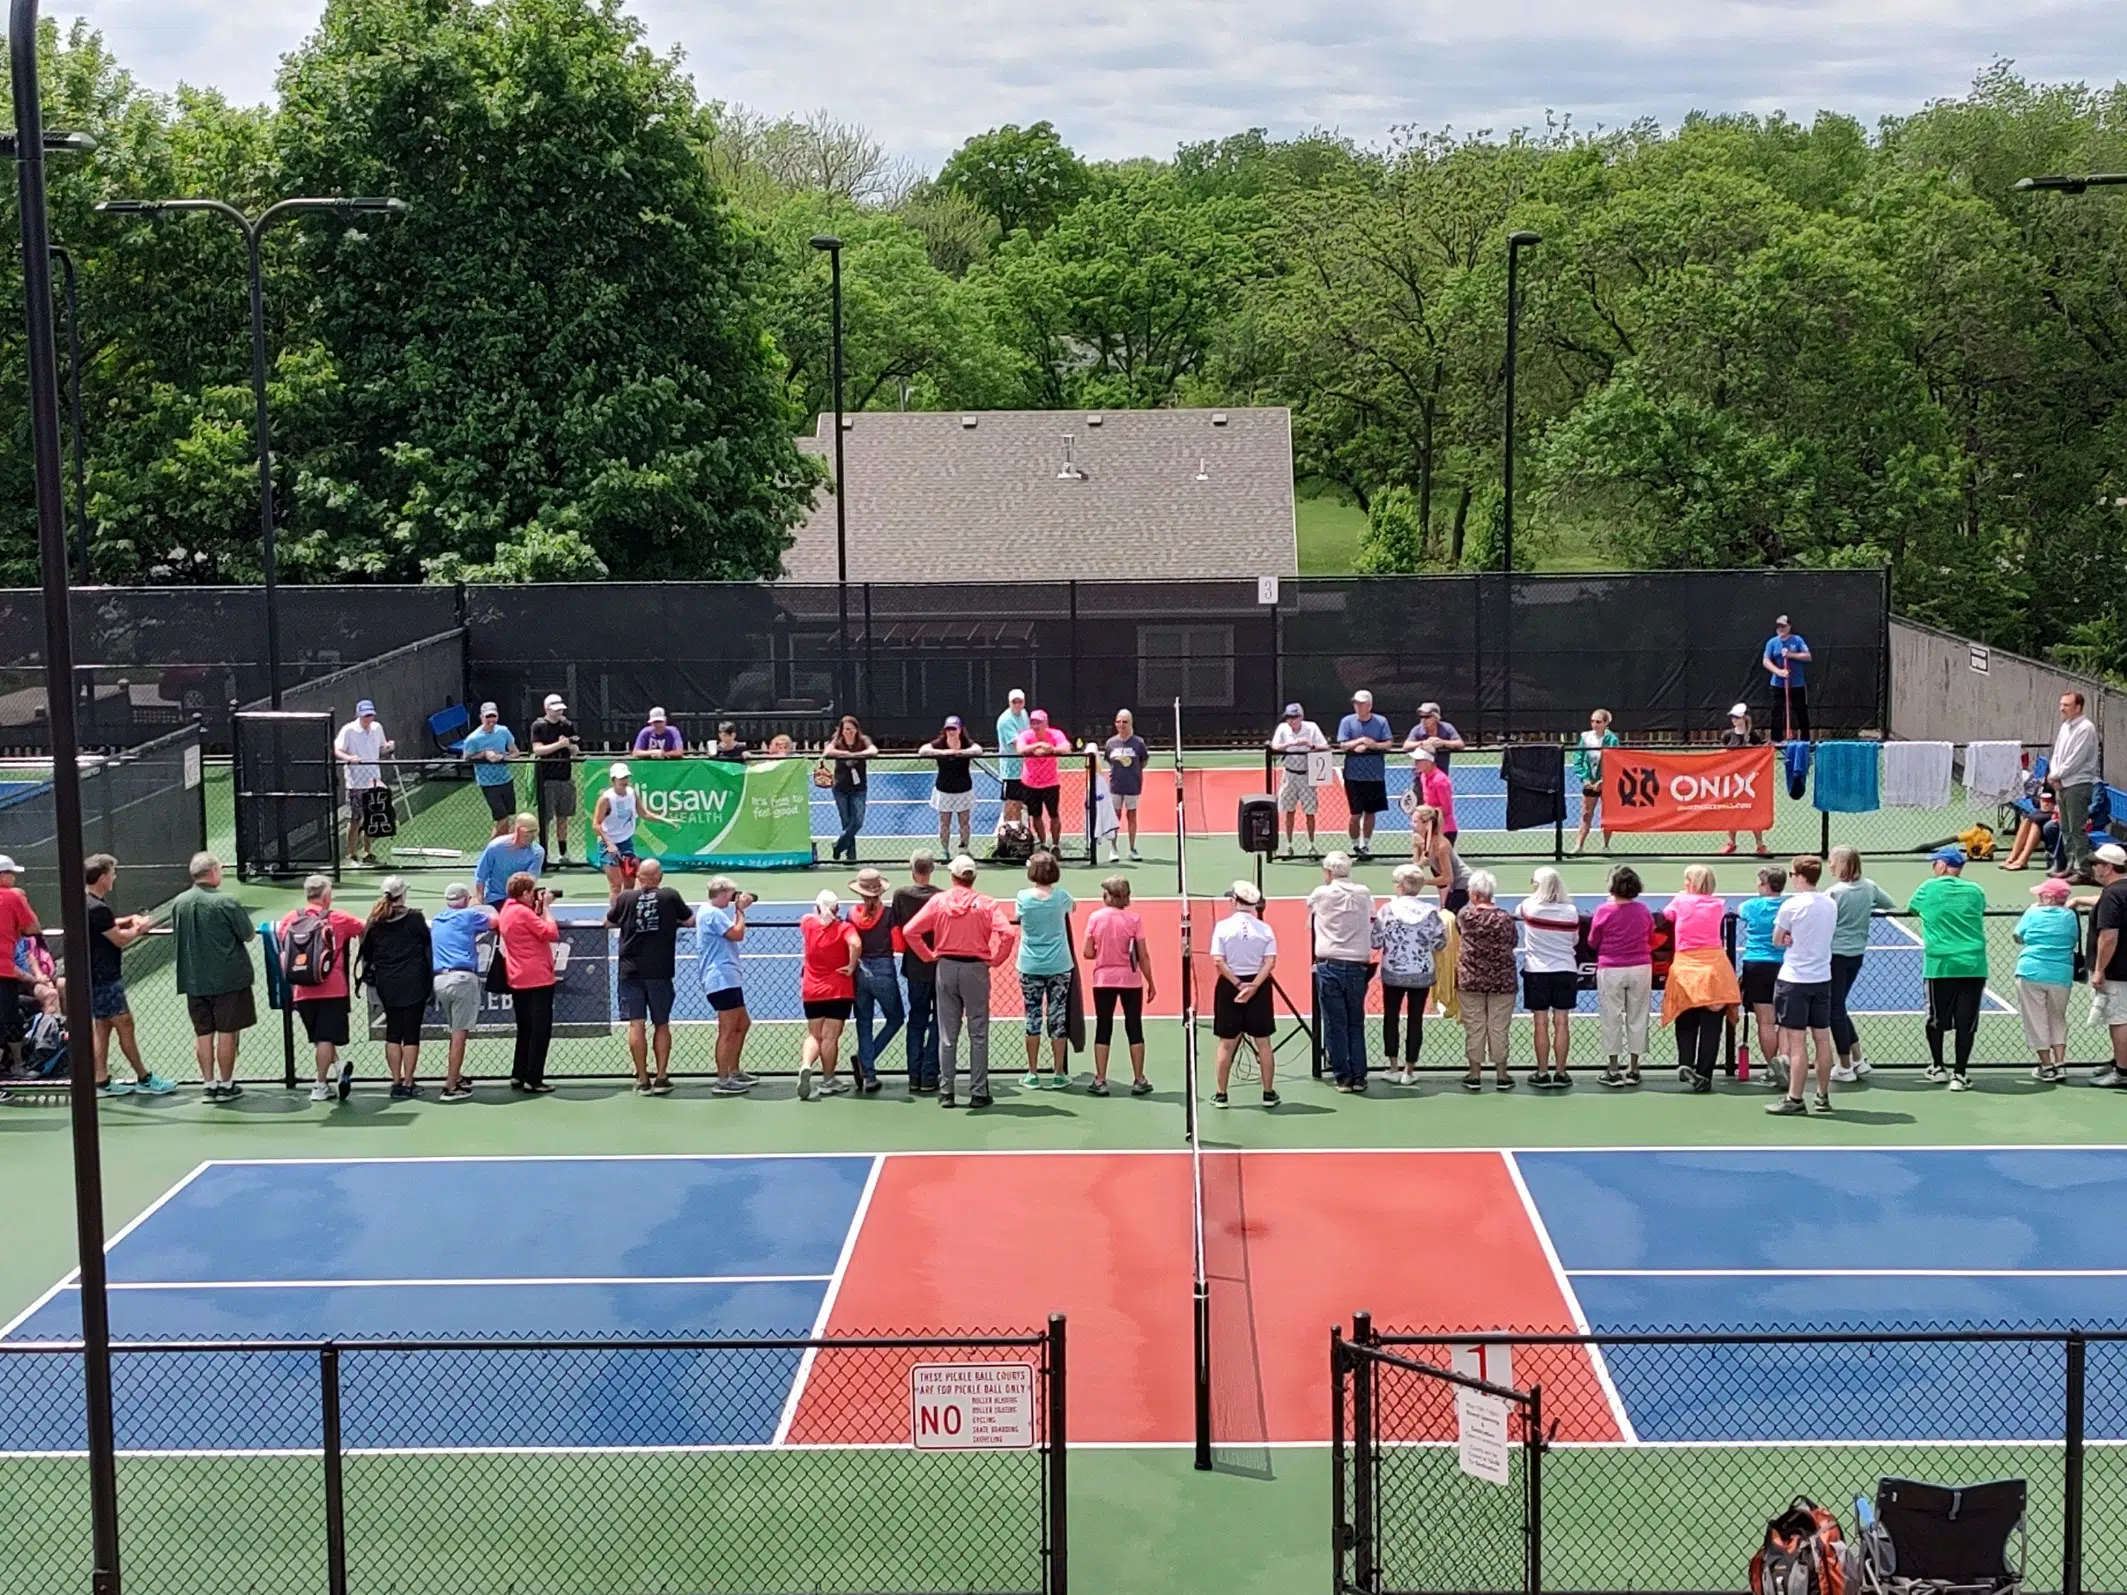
[1094,986,1144,1046]
[1926,976,1983,1075]
[1828,953,1864,1056]
[1674,1006,1726,1084]
[511,984,555,1086]
[1382,984,1429,1065]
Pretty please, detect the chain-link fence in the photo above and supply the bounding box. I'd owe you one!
[1335,1318,2127,1595]
[0,1323,1067,1595]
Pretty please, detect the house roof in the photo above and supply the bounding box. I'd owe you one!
[783,407,1297,583]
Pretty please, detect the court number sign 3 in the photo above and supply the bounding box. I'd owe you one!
[910,1363,1037,1450]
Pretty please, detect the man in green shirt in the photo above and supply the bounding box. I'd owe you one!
[171,851,258,1101]
[1907,846,1989,1090]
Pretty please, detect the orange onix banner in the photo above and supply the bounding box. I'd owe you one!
[1601,746,1777,833]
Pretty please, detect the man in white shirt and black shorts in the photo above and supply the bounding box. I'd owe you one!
[1768,853,1839,1116]
[334,699,393,867]
[1269,703,1328,858]
[1209,881,1280,1109]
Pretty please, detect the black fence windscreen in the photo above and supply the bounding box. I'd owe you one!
[0,721,206,916]
[234,711,337,881]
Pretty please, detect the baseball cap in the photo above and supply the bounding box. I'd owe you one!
[1775,614,1790,627]
[1931,846,1967,868]
[1227,880,1263,907]
[609,761,631,779]
[1008,688,1026,703]
[1030,709,1049,724]
[1352,689,1373,703]
[648,706,668,722]
[1409,746,1434,762]
[943,715,963,730]
[948,854,978,879]
[0,855,23,873]
[443,883,471,906]
[850,869,887,897]
[1283,702,1303,717]
[2097,843,2127,868]
[1729,703,1750,718]
[1418,701,1441,717]
[479,701,499,717]
[2034,877,2072,903]
[544,694,565,711]
[355,698,376,716]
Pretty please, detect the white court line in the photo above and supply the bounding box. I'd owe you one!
[1501,1150,1638,1445]
[1,1160,215,1339]
[771,1153,884,1447]
[1571,1268,2127,1279]
[54,1275,833,1292]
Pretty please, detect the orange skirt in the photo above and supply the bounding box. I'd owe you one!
[1661,946,1742,1026]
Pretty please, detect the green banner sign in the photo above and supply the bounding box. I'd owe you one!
[580,757,814,869]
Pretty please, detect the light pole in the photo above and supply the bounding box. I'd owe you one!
[810,232,849,714]
[96,195,408,707]
[1502,228,1540,744]
[7,22,123,1589]
[2013,174,2127,193]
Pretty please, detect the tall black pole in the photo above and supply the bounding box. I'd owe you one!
[12,4,125,1588]
[827,246,849,713]
[52,244,88,582]
[1502,230,1540,746]
[243,225,283,707]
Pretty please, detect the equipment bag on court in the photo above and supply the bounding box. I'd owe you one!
[1750,1498,1858,1595]
[992,819,1036,863]
[282,911,338,988]
[358,785,397,840]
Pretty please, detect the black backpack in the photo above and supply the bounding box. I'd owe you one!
[282,910,338,988]
[992,819,1037,863]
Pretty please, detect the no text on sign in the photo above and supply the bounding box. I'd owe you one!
[910,1363,1036,1450]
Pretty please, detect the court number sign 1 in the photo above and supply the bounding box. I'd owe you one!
[910,1363,1036,1450]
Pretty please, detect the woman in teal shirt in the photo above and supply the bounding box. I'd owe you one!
[1827,845,1897,1081]
[1016,852,1076,1092]
[1571,709,1619,854]
[2014,878,2081,1082]
[1734,866,1787,1075]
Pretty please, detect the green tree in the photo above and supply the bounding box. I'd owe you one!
[937,120,1088,241]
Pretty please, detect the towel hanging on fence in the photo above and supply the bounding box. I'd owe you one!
[1811,742,1881,814]
[1784,740,1813,802]
[1963,741,2025,807]
[1882,741,1953,809]
[1501,745,1566,830]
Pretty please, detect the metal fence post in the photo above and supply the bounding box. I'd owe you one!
[1524,1381,1543,1595]
[1350,1311,1375,1593]
[1046,1314,1068,1595]
[1309,912,1323,1079]
[321,1345,348,1595]
[1331,1327,1350,1592]
[2065,1331,2085,1595]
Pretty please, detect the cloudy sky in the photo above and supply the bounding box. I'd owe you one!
[65,0,2127,169]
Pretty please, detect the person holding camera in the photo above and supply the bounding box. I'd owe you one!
[499,872,560,1094]
[697,877,759,1096]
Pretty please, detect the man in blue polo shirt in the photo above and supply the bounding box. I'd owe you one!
[461,701,521,833]
[1336,689,1395,858]
[1762,615,1812,742]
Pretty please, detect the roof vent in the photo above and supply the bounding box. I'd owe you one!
[1195,457,1209,482]
[1211,411,1229,426]
[960,414,979,428]
[1085,413,1102,427]
[1056,436,1088,481]
[840,415,854,431]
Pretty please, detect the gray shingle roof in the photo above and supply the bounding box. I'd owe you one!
[783,407,1297,582]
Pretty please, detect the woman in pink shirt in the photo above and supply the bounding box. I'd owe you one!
[1662,864,1743,1093]
[1586,865,1655,1087]
[1408,746,1458,841]
[497,872,560,1094]
[1083,876,1157,1097]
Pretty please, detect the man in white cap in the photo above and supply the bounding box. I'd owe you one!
[2081,842,2127,1085]
[529,692,580,862]
[1270,702,1328,857]
[461,701,520,834]
[1209,880,1280,1109]
[1336,689,1394,858]
[1762,614,1812,741]
[592,762,641,896]
[334,698,393,866]
[996,689,1031,825]
[429,881,496,1103]
[633,706,684,759]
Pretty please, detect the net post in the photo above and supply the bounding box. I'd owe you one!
[2065,1330,2086,1595]
[1819,802,1831,858]
[321,1344,349,1595]
[1309,912,1323,1079]
[1082,747,1096,866]
[1192,1280,1212,1471]
[1046,1313,1069,1594]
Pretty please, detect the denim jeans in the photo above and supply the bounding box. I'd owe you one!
[903,977,939,1088]
[854,956,903,1079]
[833,786,867,862]
[1315,960,1373,1085]
[1828,952,1864,1057]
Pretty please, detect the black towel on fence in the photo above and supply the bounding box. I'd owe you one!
[1502,745,1566,830]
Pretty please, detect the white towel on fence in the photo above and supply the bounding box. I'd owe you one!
[1093,770,1118,840]
[1883,740,1953,809]
[1964,741,2025,807]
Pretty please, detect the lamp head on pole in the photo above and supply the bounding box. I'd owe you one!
[0,129,96,158]
[1507,229,1542,249]
[809,233,843,254]
[2013,174,2127,195]
[93,199,163,216]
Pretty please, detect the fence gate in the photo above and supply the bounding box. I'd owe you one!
[234,710,337,881]
[1333,1314,1542,1595]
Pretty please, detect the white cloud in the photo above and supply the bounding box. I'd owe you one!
[62,0,2127,168]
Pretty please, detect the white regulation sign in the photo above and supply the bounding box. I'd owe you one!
[910,1363,1036,1450]
[1455,1387,1513,1486]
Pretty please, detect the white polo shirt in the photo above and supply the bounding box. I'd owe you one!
[1211,912,1278,978]
[335,718,388,792]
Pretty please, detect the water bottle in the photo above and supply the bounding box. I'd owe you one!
[1736,1043,1751,1082]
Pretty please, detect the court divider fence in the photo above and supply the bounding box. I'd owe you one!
[0,1321,1068,1595]
[1333,1314,2127,1595]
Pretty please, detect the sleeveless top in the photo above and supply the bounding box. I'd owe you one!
[603,787,638,844]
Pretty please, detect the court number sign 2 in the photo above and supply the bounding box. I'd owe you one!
[910,1363,1037,1450]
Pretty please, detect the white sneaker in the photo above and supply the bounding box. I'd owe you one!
[797,1064,815,1102]
[819,1075,853,1096]
[1830,1063,1860,1084]
[308,1083,332,1103]
[1948,1075,1972,1092]
[1853,1057,1873,1077]
[1923,1064,1949,1084]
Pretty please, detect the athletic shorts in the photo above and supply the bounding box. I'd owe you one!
[537,780,578,819]
[1581,782,1603,803]
[2098,983,2127,1029]
[1343,778,1388,817]
[433,968,481,1031]
[1002,779,1027,804]
[382,1003,426,1046]
[1739,960,1782,1008]
[479,780,516,822]
[1113,793,1140,811]
[1278,768,1318,814]
[1521,970,1580,1012]
[1213,975,1274,1039]
[185,988,257,1037]
[90,980,129,1021]
[618,977,676,1025]
[707,986,747,1013]
[1023,785,1060,822]
[297,996,352,1048]
[803,998,852,1022]
[605,837,638,863]
[1773,980,1832,1032]
[932,788,975,816]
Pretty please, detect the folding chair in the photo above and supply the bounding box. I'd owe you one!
[1855,1478,2024,1595]
[428,703,471,760]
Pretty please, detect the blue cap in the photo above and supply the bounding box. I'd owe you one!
[355,699,376,716]
[1932,846,1967,868]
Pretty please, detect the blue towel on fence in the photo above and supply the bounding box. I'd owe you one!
[1811,741,1880,814]
[1785,740,1812,802]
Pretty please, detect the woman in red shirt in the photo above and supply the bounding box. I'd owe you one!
[799,889,860,1100]
[498,872,560,1093]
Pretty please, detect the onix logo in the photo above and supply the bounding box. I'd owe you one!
[1616,765,1660,807]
